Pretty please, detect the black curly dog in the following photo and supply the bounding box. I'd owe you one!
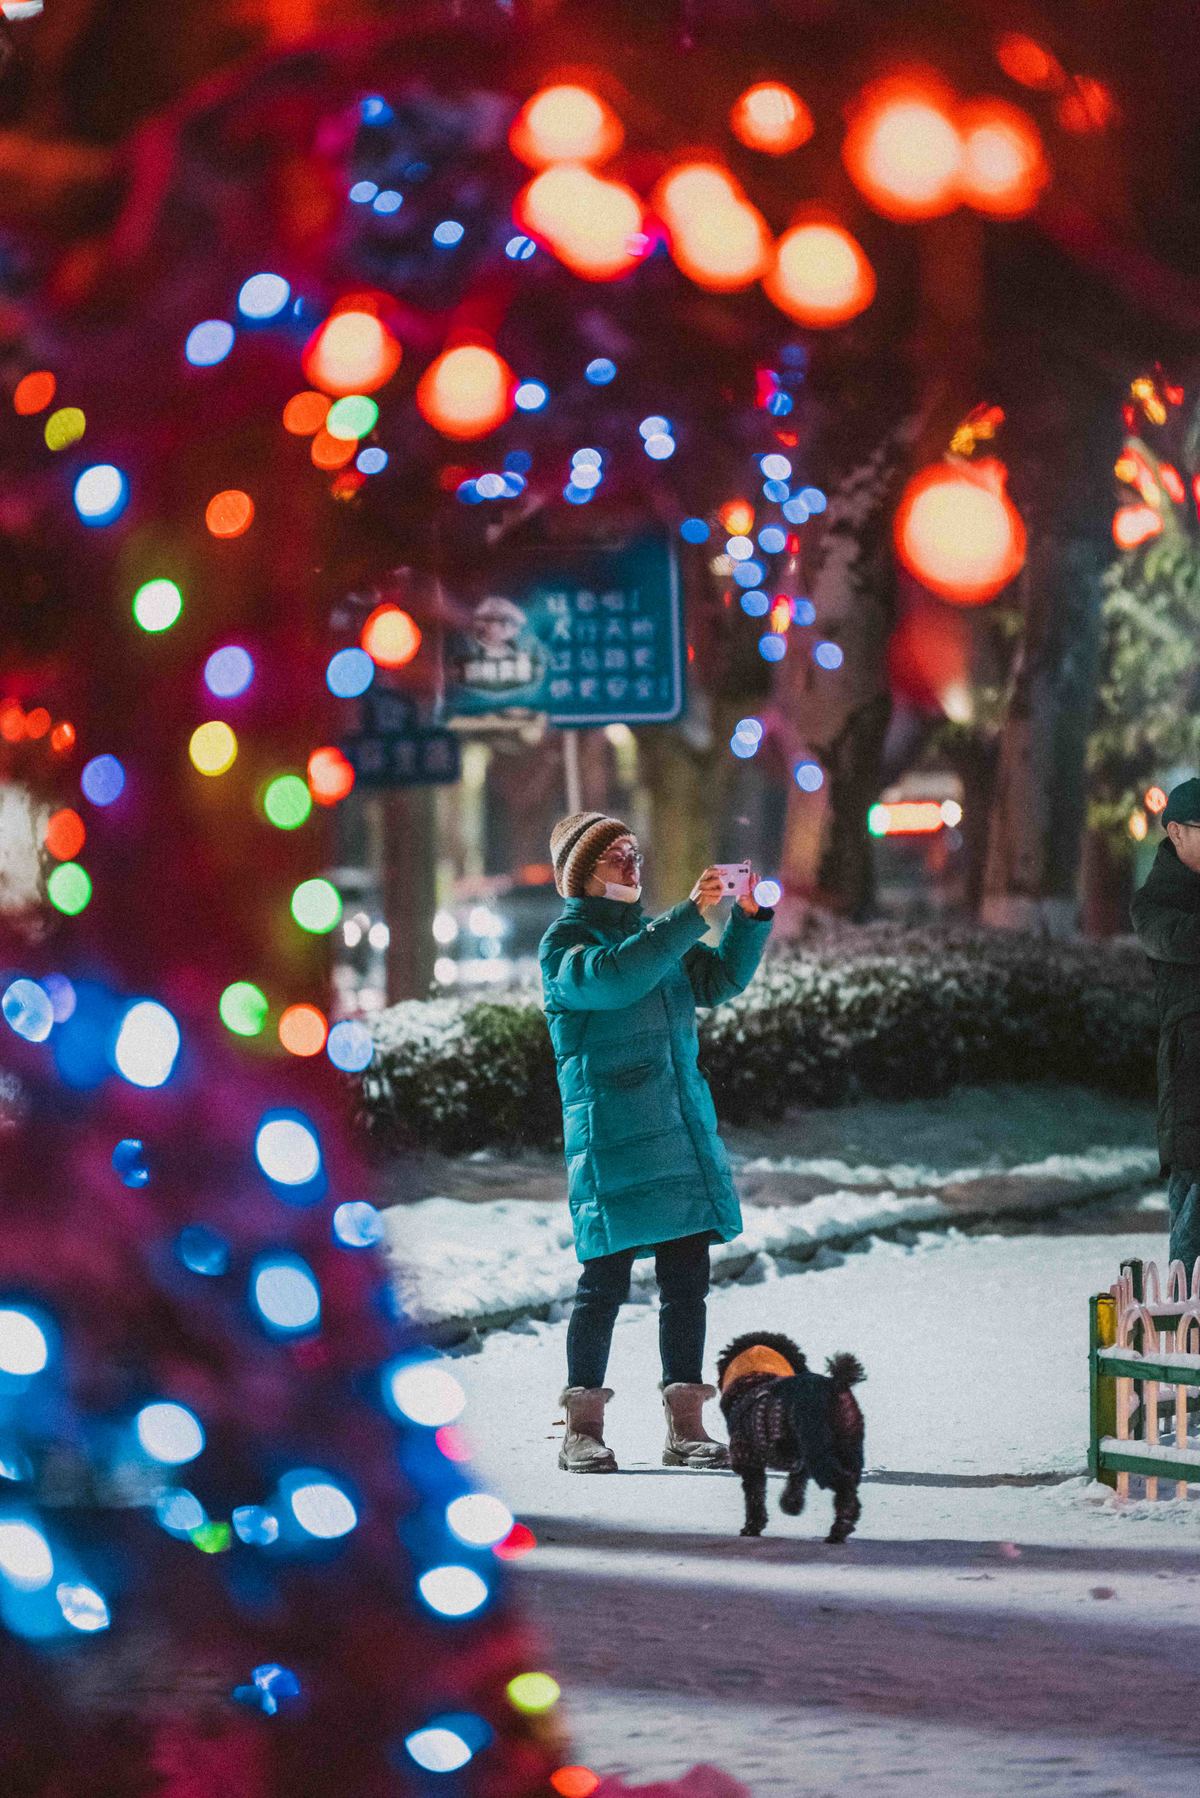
[716,1331,865,1543]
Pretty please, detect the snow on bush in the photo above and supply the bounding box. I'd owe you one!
[361,926,1156,1153]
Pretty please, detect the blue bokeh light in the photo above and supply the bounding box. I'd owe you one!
[204,645,254,698]
[432,220,464,246]
[251,1254,321,1333]
[356,447,388,475]
[814,640,844,670]
[758,526,787,555]
[505,235,537,260]
[762,478,790,503]
[782,496,810,525]
[514,381,549,412]
[136,1402,205,1466]
[679,517,710,544]
[2,980,53,1044]
[758,633,787,663]
[732,561,765,588]
[372,190,403,215]
[585,358,616,385]
[792,597,817,627]
[237,274,290,321]
[74,465,128,526]
[255,1113,322,1187]
[81,754,125,807]
[0,1309,49,1378]
[326,647,374,698]
[761,453,792,481]
[112,1001,180,1089]
[360,95,393,125]
[112,1139,150,1188]
[799,486,827,514]
[185,321,235,367]
[348,180,378,204]
[176,1225,229,1276]
[794,760,825,792]
[739,590,770,618]
[333,1200,383,1248]
[326,1019,374,1072]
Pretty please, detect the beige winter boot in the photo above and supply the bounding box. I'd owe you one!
[558,1386,618,1473]
[661,1382,729,1468]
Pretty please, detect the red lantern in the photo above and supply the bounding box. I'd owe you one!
[843,78,962,221]
[894,460,1026,605]
[764,221,876,327]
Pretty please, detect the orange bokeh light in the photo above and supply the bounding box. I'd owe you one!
[995,33,1063,91]
[1145,785,1168,816]
[50,721,76,753]
[302,307,402,397]
[311,429,357,470]
[44,808,86,861]
[764,222,876,327]
[957,100,1048,218]
[307,745,356,806]
[1159,463,1186,504]
[1112,504,1163,551]
[720,500,755,536]
[509,83,623,168]
[843,79,962,220]
[13,371,56,416]
[550,1772,601,1798]
[206,489,255,538]
[278,1004,328,1058]
[416,344,514,439]
[895,460,1026,605]
[23,707,50,739]
[730,82,814,154]
[0,705,24,743]
[362,604,422,668]
[283,390,331,435]
[516,165,647,281]
[654,164,770,291]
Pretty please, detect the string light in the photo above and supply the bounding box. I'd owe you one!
[843,79,962,220]
[113,1001,180,1087]
[13,370,55,414]
[307,746,356,805]
[205,646,254,697]
[895,461,1026,603]
[44,808,85,860]
[509,83,623,168]
[263,775,313,830]
[47,863,91,915]
[189,721,238,776]
[238,273,290,320]
[303,309,401,396]
[283,391,331,435]
[445,1493,514,1547]
[251,1254,321,1332]
[765,223,876,327]
[255,1112,322,1185]
[385,1358,465,1426]
[186,321,235,367]
[205,490,254,538]
[361,604,421,668]
[418,1565,489,1618]
[135,1402,204,1465]
[326,647,374,697]
[326,395,379,441]
[327,1020,374,1073]
[516,166,647,282]
[417,345,514,438]
[219,981,269,1037]
[74,465,128,526]
[2,981,54,1044]
[290,879,342,934]
[132,578,183,633]
[278,1004,328,1057]
[81,755,126,806]
[44,407,86,452]
[730,82,814,154]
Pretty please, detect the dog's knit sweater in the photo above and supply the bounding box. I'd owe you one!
[725,1370,846,1489]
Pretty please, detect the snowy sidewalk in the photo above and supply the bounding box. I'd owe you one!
[448,1228,1200,1797]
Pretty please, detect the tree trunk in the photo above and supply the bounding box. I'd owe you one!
[980,534,1106,934]
[814,691,892,919]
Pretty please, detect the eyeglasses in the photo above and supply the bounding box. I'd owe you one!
[601,843,643,874]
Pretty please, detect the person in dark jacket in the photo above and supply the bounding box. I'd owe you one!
[539,810,773,1473]
[1130,777,1200,1276]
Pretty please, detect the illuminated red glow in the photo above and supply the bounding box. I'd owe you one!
[517,165,648,281]
[765,221,876,327]
[509,84,623,168]
[730,82,814,154]
[654,163,770,291]
[303,305,401,397]
[895,460,1026,605]
[417,344,514,437]
[1112,505,1163,551]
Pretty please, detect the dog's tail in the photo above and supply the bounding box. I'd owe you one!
[826,1352,865,1389]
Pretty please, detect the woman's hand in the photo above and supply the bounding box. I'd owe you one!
[737,869,761,916]
[689,867,725,911]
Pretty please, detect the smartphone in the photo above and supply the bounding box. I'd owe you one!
[712,861,753,900]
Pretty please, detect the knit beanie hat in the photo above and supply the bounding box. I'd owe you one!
[550,811,633,897]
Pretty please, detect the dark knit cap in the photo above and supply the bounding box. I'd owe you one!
[550,811,632,897]
[1163,779,1200,827]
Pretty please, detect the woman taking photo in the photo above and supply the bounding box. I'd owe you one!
[540,810,773,1472]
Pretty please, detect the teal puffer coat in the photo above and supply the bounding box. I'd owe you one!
[539,894,773,1262]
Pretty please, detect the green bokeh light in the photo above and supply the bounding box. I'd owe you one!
[219,981,269,1037]
[47,861,92,915]
[326,395,379,441]
[133,578,183,634]
[291,878,342,935]
[263,774,313,831]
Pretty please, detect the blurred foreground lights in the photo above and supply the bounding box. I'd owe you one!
[941,799,964,828]
[3,979,53,1044]
[220,981,269,1037]
[433,219,465,246]
[843,80,961,220]
[233,1505,279,1547]
[81,753,126,806]
[507,1672,561,1715]
[112,1138,150,1187]
[264,774,312,830]
[510,83,623,168]
[303,309,401,397]
[326,646,374,696]
[57,1582,110,1633]
[176,1225,229,1276]
[308,745,356,806]
[133,578,183,633]
[739,590,769,618]
[290,878,342,935]
[186,320,235,367]
[814,640,844,670]
[586,357,616,384]
[252,1254,321,1333]
[758,526,787,554]
[552,1771,601,1797]
[238,273,291,320]
[205,645,254,697]
[206,489,254,539]
[44,407,86,452]
[792,597,816,626]
[278,1004,327,1057]
[730,82,814,155]
[332,1199,383,1247]
[255,1114,322,1186]
[74,464,128,526]
[155,1489,205,1536]
[386,1359,465,1427]
[357,446,388,474]
[189,721,238,776]
[327,1020,374,1073]
[285,1474,357,1539]
[406,1725,475,1775]
[514,380,549,413]
[765,224,876,328]
[326,394,379,441]
[136,1402,205,1466]
[47,863,92,916]
[446,1493,514,1547]
[680,517,709,544]
[0,1309,50,1377]
[418,1564,489,1618]
[761,453,792,481]
[758,633,786,662]
[114,1001,180,1088]
[0,1520,54,1591]
[754,879,783,909]
[644,433,675,461]
[362,603,421,668]
[417,344,513,439]
[794,760,825,792]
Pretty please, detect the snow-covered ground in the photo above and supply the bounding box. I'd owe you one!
[447,1225,1200,1796]
[384,1145,1159,1336]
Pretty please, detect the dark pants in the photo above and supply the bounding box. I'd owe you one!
[566,1232,711,1389]
[1168,1170,1200,1276]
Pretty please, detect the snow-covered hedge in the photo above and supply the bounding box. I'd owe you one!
[360,927,1156,1153]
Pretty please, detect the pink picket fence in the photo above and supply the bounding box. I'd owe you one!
[1089,1258,1200,1497]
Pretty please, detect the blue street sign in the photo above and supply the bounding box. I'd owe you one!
[445,532,684,726]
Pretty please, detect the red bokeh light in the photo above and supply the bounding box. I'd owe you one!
[1112,504,1163,551]
[843,78,962,220]
[730,82,814,154]
[307,745,356,806]
[13,371,56,416]
[416,344,514,439]
[654,163,770,291]
[765,221,876,327]
[44,808,86,861]
[516,166,647,281]
[278,1004,328,1058]
[302,306,401,397]
[509,83,623,167]
[957,100,1048,218]
[205,490,254,538]
[995,33,1063,91]
[361,604,422,668]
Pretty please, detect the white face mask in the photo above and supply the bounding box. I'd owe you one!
[602,880,642,903]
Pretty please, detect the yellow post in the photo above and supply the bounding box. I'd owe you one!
[1090,1293,1118,1489]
